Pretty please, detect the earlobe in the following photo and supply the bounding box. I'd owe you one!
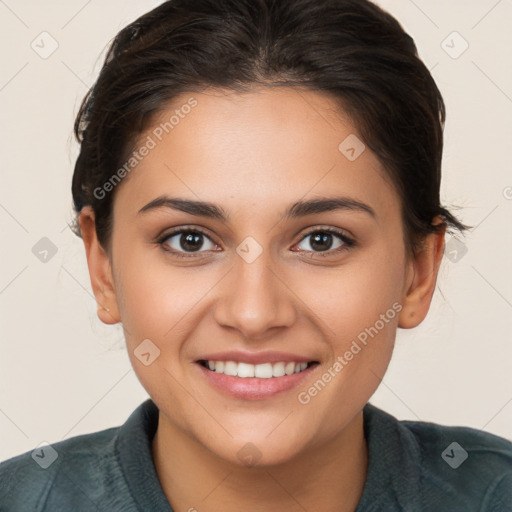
[78,206,121,325]
[398,221,446,329]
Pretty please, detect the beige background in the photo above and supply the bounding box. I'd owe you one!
[1,0,511,461]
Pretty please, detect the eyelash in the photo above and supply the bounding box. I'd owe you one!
[156,226,356,259]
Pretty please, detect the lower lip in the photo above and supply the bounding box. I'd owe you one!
[196,363,317,400]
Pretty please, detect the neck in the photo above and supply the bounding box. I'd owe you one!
[152,410,368,512]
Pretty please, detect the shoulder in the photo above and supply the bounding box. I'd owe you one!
[0,399,160,512]
[406,417,512,509]
[409,419,512,510]
[401,413,512,473]
[364,404,512,510]
[0,426,127,511]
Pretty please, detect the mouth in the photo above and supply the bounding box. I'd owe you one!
[195,358,320,400]
[198,360,317,378]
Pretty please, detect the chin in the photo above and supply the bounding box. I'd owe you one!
[205,433,309,468]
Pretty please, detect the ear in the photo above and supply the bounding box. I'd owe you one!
[78,206,121,325]
[398,218,446,329]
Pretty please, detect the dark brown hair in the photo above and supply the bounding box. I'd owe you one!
[70,0,467,254]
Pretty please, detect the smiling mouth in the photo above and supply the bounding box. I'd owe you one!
[198,360,319,378]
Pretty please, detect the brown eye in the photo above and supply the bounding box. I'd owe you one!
[295,229,354,254]
[160,229,218,255]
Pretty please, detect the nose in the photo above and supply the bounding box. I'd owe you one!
[213,250,297,340]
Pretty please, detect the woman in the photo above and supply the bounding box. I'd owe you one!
[1,0,511,510]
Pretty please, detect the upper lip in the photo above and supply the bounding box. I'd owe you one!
[197,350,318,365]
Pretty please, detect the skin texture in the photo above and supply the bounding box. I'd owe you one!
[79,86,445,512]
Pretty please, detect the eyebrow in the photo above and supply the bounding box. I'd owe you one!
[137,195,376,221]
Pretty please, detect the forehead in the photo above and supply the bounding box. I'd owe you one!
[114,86,398,221]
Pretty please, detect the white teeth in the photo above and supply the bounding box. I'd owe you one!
[204,360,311,378]
[254,363,273,379]
[272,362,286,377]
[285,362,295,375]
[224,361,238,376]
[237,362,255,378]
[294,362,308,373]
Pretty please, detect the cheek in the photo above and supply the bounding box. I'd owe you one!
[295,272,402,440]
[293,241,405,408]
[297,245,405,342]
[114,249,211,341]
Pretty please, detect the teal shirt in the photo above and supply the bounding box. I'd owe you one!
[1,399,511,511]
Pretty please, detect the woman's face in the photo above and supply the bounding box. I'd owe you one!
[83,86,437,465]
